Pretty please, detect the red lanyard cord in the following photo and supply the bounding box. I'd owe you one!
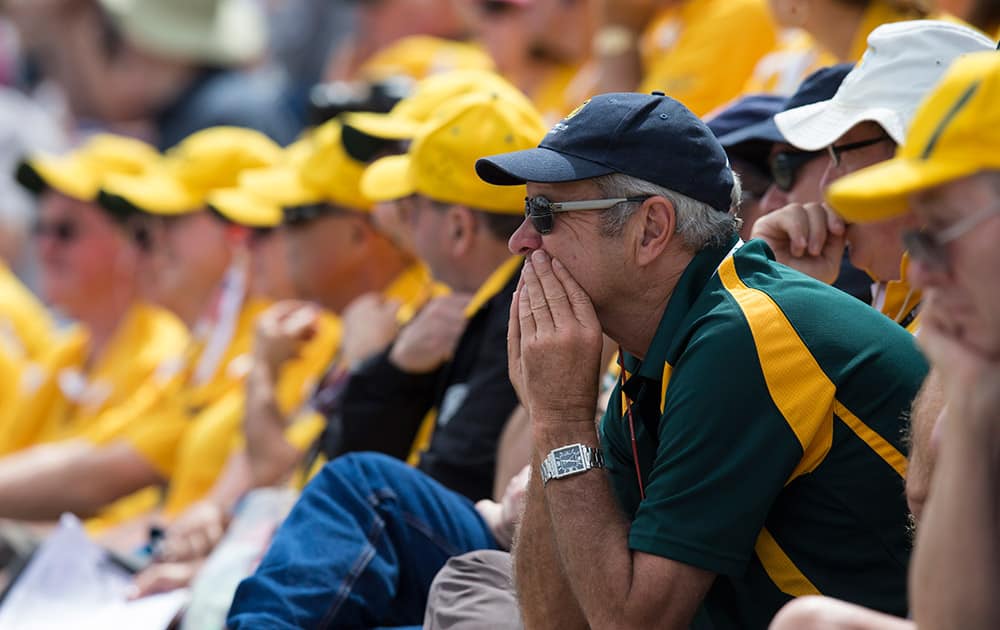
[617,348,645,501]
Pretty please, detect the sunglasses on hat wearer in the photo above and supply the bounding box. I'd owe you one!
[768,135,892,192]
[283,203,357,227]
[826,134,893,168]
[32,219,78,244]
[524,195,650,235]
[768,149,825,192]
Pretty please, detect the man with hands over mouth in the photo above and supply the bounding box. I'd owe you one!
[476,91,927,629]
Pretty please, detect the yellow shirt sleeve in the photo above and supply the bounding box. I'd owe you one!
[0,262,54,362]
[639,0,778,117]
[162,389,247,516]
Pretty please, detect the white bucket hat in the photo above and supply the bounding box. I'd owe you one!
[775,20,995,151]
[98,0,267,67]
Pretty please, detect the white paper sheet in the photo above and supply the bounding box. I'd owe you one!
[0,514,189,629]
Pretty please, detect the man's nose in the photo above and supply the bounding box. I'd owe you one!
[508,218,542,255]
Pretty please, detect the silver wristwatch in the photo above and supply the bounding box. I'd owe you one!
[540,444,605,485]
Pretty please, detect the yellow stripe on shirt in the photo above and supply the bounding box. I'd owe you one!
[718,258,834,480]
[755,527,821,597]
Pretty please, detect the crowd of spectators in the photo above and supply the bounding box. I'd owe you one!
[0,0,997,628]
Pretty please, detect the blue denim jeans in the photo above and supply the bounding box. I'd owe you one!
[227,453,498,629]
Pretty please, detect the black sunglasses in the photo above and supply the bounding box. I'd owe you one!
[32,219,78,243]
[283,203,350,227]
[525,195,650,235]
[827,134,892,168]
[768,149,825,192]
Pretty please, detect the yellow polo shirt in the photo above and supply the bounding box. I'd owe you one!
[162,312,342,516]
[0,303,187,456]
[291,262,449,487]
[847,4,951,61]
[163,259,448,513]
[84,298,271,531]
[358,36,495,82]
[0,262,53,363]
[875,255,921,335]
[743,29,838,96]
[639,0,777,117]
[531,62,599,126]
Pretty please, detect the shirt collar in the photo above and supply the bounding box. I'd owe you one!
[631,235,741,380]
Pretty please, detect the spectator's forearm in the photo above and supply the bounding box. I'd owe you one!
[244,363,300,487]
[513,460,588,630]
[0,441,159,520]
[905,369,943,522]
[911,402,1000,629]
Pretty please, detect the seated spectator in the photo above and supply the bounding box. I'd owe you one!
[592,0,778,116]
[9,0,300,148]
[0,128,281,530]
[715,64,874,302]
[322,0,475,82]
[772,49,1000,630]
[81,128,293,533]
[458,0,598,123]
[705,94,788,239]
[0,87,64,404]
[341,69,536,285]
[752,20,993,331]
[126,122,439,600]
[767,0,936,62]
[0,135,185,456]
[474,90,926,628]
[226,89,546,629]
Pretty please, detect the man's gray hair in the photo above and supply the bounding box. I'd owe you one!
[591,172,743,250]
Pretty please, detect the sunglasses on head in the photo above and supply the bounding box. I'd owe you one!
[32,219,78,243]
[524,195,649,235]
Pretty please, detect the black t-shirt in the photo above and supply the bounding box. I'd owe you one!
[318,265,520,501]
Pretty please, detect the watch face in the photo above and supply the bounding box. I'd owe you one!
[554,446,583,476]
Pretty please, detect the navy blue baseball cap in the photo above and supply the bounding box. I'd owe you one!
[707,94,787,176]
[715,63,855,148]
[475,92,735,214]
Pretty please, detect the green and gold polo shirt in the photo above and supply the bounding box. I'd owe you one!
[600,237,927,628]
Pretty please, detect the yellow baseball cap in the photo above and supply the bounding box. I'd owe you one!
[232,138,326,212]
[205,187,283,228]
[343,69,534,147]
[100,126,283,216]
[357,35,495,83]
[361,92,546,214]
[299,120,373,212]
[827,51,1000,223]
[16,134,159,202]
[214,121,372,226]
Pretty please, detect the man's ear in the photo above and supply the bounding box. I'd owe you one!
[633,196,677,267]
[448,206,477,257]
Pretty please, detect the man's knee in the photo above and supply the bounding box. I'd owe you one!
[770,596,912,630]
[317,451,411,488]
[425,550,520,630]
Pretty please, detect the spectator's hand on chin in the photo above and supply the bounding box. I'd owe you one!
[919,295,1000,453]
[509,250,603,430]
[751,202,845,284]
